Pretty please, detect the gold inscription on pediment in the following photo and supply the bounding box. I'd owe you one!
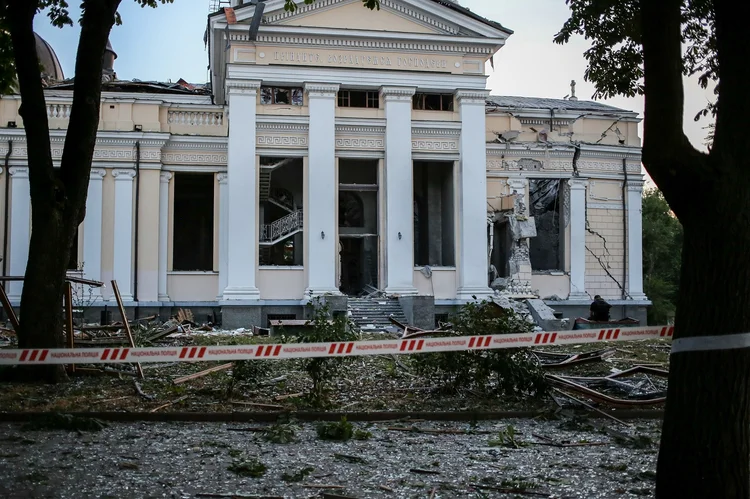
[262,48,459,73]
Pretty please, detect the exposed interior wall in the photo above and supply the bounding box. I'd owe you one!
[261,157,304,266]
[531,273,570,300]
[413,160,454,267]
[529,178,564,272]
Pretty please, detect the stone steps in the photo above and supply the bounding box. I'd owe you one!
[348,298,407,333]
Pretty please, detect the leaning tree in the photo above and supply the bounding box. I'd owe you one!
[557,0,749,496]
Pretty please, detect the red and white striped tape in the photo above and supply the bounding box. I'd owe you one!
[0,325,674,366]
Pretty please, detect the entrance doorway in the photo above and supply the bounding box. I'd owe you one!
[338,159,379,296]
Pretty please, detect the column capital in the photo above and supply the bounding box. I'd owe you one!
[90,168,107,179]
[304,82,339,97]
[160,171,173,183]
[8,166,28,178]
[455,89,490,104]
[380,86,416,102]
[113,169,136,180]
[217,172,228,184]
[507,177,527,191]
[226,79,261,95]
[568,177,589,190]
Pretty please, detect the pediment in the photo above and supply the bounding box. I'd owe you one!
[228,0,511,39]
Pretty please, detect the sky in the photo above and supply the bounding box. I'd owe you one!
[33,0,715,152]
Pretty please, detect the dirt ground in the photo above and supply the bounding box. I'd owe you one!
[0,418,661,498]
[0,333,670,415]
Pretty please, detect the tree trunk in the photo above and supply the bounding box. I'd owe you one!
[655,194,750,497]
[6,0,121,383]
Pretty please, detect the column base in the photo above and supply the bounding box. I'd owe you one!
[118,293,135,303]
[304,287,343,298]
[567,291,590,301]
[222,286,260,301]
[626,292,649,301]
[158,294,171,302]
[384,285,418,296]
[456,286,493,301]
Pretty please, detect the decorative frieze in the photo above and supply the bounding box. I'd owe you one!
[162,152,228,165]
[411,140,458,151]
[257,135,308,147]
[335,138,384,149]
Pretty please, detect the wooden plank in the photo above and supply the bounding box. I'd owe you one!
[173,363,233,385]
[0,275,104,287]
[64,282,75,374]
[0,282,20,332]
[111,279,144,379]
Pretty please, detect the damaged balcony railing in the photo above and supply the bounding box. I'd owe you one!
[260,210,303,245]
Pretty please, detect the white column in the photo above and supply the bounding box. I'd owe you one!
[223,80,260,300]
[381,86,417,295]
[158,171,171,302]
[627,180,647,300]
[113,169,136,302]
[8,167,29,300]
[455,89,492,300]
[217,172,229,299]
[83,168,106,300]
[568,178,588,300]
[305,83,340,296]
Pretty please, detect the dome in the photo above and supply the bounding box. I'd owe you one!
[34,33,64,81]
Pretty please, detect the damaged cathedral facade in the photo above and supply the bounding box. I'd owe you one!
[0,0,648,328]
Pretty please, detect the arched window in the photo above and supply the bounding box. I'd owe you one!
[339,191,364,227]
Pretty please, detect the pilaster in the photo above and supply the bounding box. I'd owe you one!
[455,89,493,300]
[113,169,136,302]
[83,168,106,300]
[304,82,341,296]
[158,171,171,302]
[568,178,588,300]
[381,85,418,296]
[8,167,28,300]
[217,172,229,300]
[626,180,647,300]
[223,79,261,301]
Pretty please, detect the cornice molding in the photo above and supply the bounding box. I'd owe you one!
[162,152,228,165]
[257,122,309,133]
[455,89,490,104]
[413,127,461,137]
[380,86,417,101]
[336,137,385,149]
[335,125,385,135]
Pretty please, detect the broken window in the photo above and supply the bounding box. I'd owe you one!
[260,86,304,106]
[529,179,565,271]
[338,90,379,108]
[173,172,214,271]
[413,93,454,111]
[259,157,304,266]
[413,161,455,266]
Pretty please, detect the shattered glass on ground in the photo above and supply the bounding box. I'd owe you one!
[0,419,660,498]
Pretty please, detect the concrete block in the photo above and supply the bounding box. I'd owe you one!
[526,299,565,331]
[399,295,435,330]
[221,306,262,329]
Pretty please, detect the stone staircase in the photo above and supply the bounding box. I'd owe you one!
[348,297,407,333]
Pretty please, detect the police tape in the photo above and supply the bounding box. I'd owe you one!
[0,325,674,366]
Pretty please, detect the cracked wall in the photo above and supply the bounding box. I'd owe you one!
[585,207,626,299]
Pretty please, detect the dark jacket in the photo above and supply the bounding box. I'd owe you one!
[589,298,611,321]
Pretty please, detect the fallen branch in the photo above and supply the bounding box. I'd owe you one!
[471,483,549,497]
[173,363,234,385]
[229,401,284,410]
[378,485,394,492]
[134,380,155,401]
[275,392,303,401]
[550,388,631,428]
[302,484,345,489]
[150,395,189,413]
[531,433,607,448]
[410,468,441,475]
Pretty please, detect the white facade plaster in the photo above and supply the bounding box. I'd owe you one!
[158,171,171,302]
[112,169,136,302]
[83,169,106,300]
[627,181,647,300]
[381,85,417,295]
[456,89,493,299]
[217,173,229,300]
[568,178,588,300]
[8,167,29,300]
[305,82,341,296]
[223,80,261,300]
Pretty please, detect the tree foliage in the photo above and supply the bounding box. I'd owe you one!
[642,189,682,325]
